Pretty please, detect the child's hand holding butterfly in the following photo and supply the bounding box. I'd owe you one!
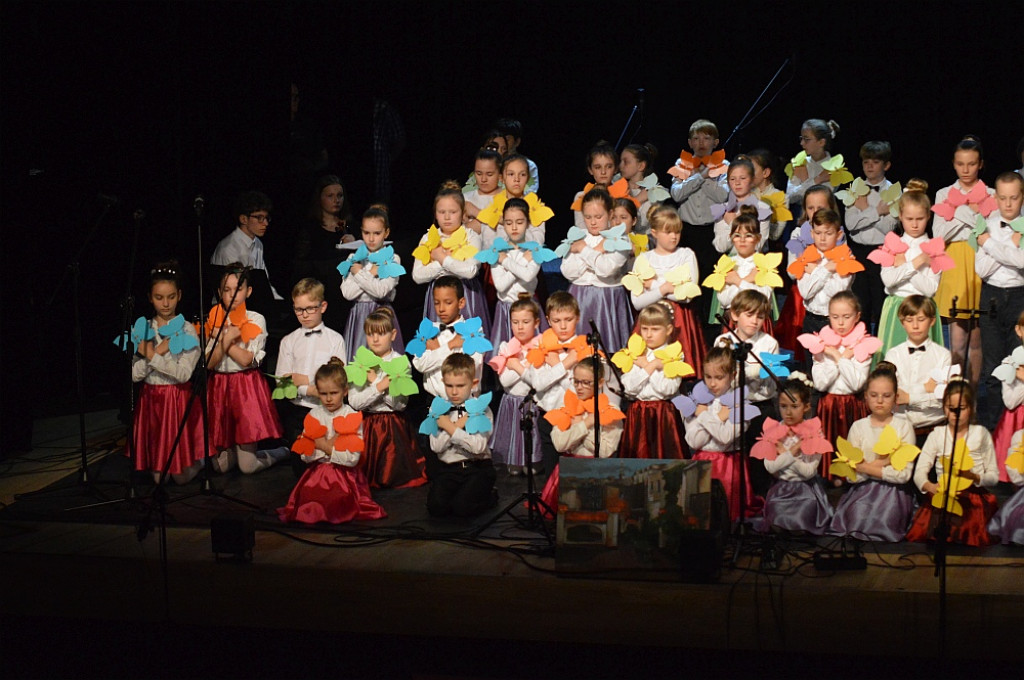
[570,240,586,255]
[645,357,664,374]
[717,405,731,422]
[724,270,742,286]
[350,263,363,276]
[695,404,709,417]
[430,244,448,263]
[447,334,464,350]
[377,374,391,393]
[814,169,830,184]
[425,338,441,351]
[221,324,242,348]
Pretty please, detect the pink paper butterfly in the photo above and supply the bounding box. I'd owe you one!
[791,418,833,455]
[487,336,535,373]
[866,231,908,267]
[920,237,955,273]
[798,322,880,362]
[932,182,997,221]
[751,418,789,461]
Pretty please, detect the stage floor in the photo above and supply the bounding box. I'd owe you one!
[2,411,1024,678]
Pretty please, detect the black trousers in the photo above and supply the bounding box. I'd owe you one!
[980,282,1024,429]
[426,459,496,517]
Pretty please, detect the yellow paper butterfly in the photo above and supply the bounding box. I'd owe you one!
[784,151,808,179]
[525,192,555,225]
[664,264,702,301]
[830,437,864,482]
[654,341,695,379]
[881,182,903,219]
[760,191,794,223]
[701,254,736,292]
[835,177,870,207]
[753,252,784,288]
[621,255,657,296]
[441,226,478,261]
[931,439,975,516]
[612,334,646,373]
[821,154,854,187]
[412,225,442,265]
[629,232,650,257]
[1005,439,1024,475]
[872,425,921,471]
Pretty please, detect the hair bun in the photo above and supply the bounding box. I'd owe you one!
[440,179,462,193]
[368,202,389,215]
[903,178,928,194]
[788,371,813,388]
[327,356,345,367]
[827,120,841,138]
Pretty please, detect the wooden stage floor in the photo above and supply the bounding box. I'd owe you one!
[2,411,1023,679]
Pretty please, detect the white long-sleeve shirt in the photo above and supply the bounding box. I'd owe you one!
[845,415,916,485]
[844,178,897,246]
[206,309,268,372]
[811,350,870,396]
[1002,373,1024,410]
[796,248,855,316]
[620,347,682,401]
[491,248,541,302]
[552,419,622,458]
[670,164,730,225]
[764,449,822,483]
[914,424,998,492]
[410,317,484,398]
[629,249,700,309]
[495,340,535,397]
[340,254,401,303]
[879,234,940,298]
[301,404,363,467]
[131,319,199,386]
[716,254,776,311]
[931,181,995,243]
[713,331,780,403]
[785,153,832,208]
[346,349,409,413]
[429,408,493,464]
[974,213,1024,288]
[1006,429,1024,487]
[275,323,348,408]
[684,398,743,452]
[559,233,629,287]
[884,340,950,429]
[411,227,482,284]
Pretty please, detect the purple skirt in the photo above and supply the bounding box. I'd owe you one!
[343,300,404,362]
[489,393,541,467]
[424,277,491,333]
[489,299,548,361]
[988,486,1024,545]
[761,478,834,535]
[568,284,633,353]
[829,479,916,542]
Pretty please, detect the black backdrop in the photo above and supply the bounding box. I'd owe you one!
[1,1,1019,439]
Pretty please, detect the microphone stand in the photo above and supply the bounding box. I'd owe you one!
[932,297,993,657]
[722,58,793,150]
[586,320,626,460]
[614,88,645,153]
[16,198,123,503]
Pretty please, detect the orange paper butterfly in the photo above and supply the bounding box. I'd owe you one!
[526,329,594,368]
[291,413,329,457]
[570,178,638,211]
[824,244,865,276]
[667,150,727,181]
[332,412,365,454]
[543,391,587,430]
[786,246,822,280]
[204,303,261,344]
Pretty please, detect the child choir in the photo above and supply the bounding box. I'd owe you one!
[128,115,1024,545]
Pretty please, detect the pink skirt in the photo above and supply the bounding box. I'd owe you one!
[277,462,387,525]
[992,405,1024,483]
[693,449,762,521]
[207,369,283,451]
[131,383,205,474]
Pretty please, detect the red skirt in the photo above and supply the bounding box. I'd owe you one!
[539,460,563,519]
[361,412,428,489]
[634,300,706,380]
[131,383,205,474]
[207,369,283,451]
[620,400,687,459]
[692,449,762,521]
[992,405,1024,483]
[775,283,806,360]
[277,462,387,525]
[905,487,998,547]
[817,393,867,480]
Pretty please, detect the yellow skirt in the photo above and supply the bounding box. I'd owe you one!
[935,241,981,319]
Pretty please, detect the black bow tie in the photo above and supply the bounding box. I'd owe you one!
[1003,222,1012,229]
[870,185,881,192]
[437,323,452,333]
[448,406,467,417]
[305,329,322,337]
[908,345,926,354]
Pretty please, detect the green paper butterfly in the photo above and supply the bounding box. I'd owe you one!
[267,374,299,400]
[382,355,419,397]
[345,346,383,387]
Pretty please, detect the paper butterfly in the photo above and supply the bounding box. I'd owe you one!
[581,393,626,423]
[268,374,299,400]
[554,226,588,258]
[701,254,736,291]
[836,177,870,208]
[825,244,865,276]
[637,173,671,203]
[525,329,594,368]
[155,314,199,355]
[873,425,921,472]
[204,304,261,344]
[336,244,369,277]
[751,419,791,461]
[114,316,156,353]
[919,237,955,273]
[797,322,881,363]
[672,384,759,422]
[753,252,784,288]
[1004,216,1024,248]
[654,341,695,379]
[760,191,793,224]
[569,178,636,211]
[866,231,909,267]
[621,256,658,296]
[474,237,514,265]
[751,417,831,461]
[331,412,364,454]
[477,191,554,228]
[412,225,443,265]
[487,336,535,373]
[453,317,493,355]
[463,392,493,435]
[668,150,727,181]
[442,227,478,261]
[932,182,997,222]
[381,355,418,397]
[992,346,1024,384]
[932,439,975,516]
[880,182,903,218]
[367,245,406,279]
[522,192,556,225]
[786,245,821,279]
[291,413,329,457]
[624,259,702,301]
[517,240,558,265]
[345,346,383,387]
[784,151,808,179]
[1005,438,1024,476]
[418,396,454,437]
[830,437,864,482]
[758,350,793,379]
[629,232,650,257]
[710,194,771,222]
[600,224,633,253]
[543,390,586,431]
[612,334,647,373]
[821,154,854,187]
[929,364,961,399]
[405,318,441,358]
[967,215,988,252]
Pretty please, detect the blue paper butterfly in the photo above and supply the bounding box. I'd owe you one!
[367,245,407,279]
[157,314,200,355]
[418,396,454,437]
[599,224,633,253]
[758,350,793,379]
[336,244,370,277]
[518,240,558,265]
[671,383,759,422]
[474,238,514,265]
[464,392,493,435]
[405,318,441,358]
[554,226,588,258]
[671,381,716,418]
[453,317,493,356]
[113,316,155,353]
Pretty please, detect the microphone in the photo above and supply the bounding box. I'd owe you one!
[587,320,602,347]
[193,194,205,216]
[98,193,120,207]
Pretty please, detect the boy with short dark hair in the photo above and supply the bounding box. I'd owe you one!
[846,141,897,329]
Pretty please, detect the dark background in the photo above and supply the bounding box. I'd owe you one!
[1,1,1020,439]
